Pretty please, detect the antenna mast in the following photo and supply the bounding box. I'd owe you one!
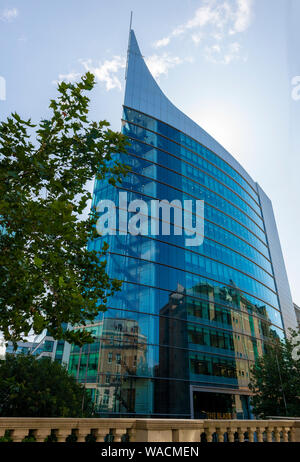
[125,11,133,80]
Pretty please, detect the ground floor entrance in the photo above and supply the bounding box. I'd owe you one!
[191,387,252,419]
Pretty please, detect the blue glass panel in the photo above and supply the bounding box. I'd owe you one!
[119,161,266,241]
[122,123,262,219]
[123,107,259,202]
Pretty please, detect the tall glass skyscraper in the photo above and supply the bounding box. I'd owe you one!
[68,30,297,419]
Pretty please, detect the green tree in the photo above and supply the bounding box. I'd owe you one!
[0,72,129,346]
[0,354,93,417]
[249,329,300,417]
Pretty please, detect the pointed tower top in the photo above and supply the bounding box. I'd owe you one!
[125,16,142,80]
[123,30,255,187]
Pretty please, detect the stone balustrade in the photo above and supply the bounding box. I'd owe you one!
[0,418,299,442]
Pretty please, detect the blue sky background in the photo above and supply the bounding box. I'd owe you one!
[1,0,300,306]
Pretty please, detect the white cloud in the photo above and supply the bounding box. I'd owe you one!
[230,0,253,34]
[154,37,171,48]
[80,56,126,91]
[212,32,224,41]
[0,7,18,21]
[153,0,253,64]
[145,53,184,79]
[191,32,203,45]
[205,41,242,64]
[222,42,242,64]
[53,56,126,91]
[52,71,81,85]
[185,3,221,29]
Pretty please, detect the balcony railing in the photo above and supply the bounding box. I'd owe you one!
[0,418,299,442]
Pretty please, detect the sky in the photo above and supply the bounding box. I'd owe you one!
[1,0,300,313]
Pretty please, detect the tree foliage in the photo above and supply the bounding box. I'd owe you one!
[0,72,129,346]
[249,329,300,417]
[0,354,93,417]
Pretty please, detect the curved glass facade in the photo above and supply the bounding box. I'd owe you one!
[68,30,296,419]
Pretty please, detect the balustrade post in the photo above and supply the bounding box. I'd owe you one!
[274,427,281,443]
[205,429,214,443]
[34,429,51,443]
[94,428,110,442]
[216,429,225,442]
[113,428,126,442]
[290,427,296,442]
[56,428,71,443]
[282,428,289,443]
[266,427,273,442]
[227,429,235,443]
[237,428,245,443]
[256,427,264,442]
[247,427,255,443]
[11,428,29,442]
[76,428,90,442]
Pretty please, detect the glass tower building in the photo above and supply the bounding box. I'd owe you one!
[68,30,297,419]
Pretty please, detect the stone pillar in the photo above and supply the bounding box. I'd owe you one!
[94,428,110,442]
[216,429,225,442]
[274,427,281,443]
[237,429,245,442]
[247,427,255,443]
[290,427,296,442]
[56,429,71,443]
[266,428,273,442]
[227,429,235,443]
[256,427,264,442]
[76,428,90,442]
[205,429,214,443]
[35,429,51,443]
[11,429,29,442]
[282,428,289,442]
[113,428,125,442]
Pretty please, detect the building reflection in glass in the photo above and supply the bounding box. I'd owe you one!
[68,280,281,418]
